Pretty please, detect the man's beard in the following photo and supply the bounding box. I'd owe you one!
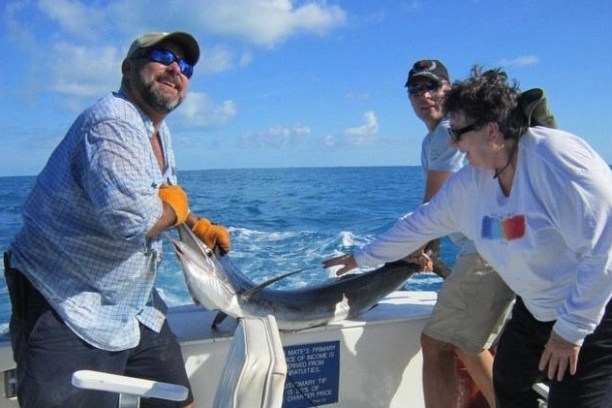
[135,74,184,114]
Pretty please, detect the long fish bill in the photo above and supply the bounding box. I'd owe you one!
[168,234,238,311]
[172,224,233,283]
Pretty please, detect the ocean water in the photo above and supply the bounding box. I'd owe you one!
[0,166,452,340]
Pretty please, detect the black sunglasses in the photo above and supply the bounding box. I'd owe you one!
[141,48,194,79]
[449,122,480,142]
[407,82,441,97]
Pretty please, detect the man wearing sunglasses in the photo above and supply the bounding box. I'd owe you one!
[405,59,514,408]
[4,32,230,407]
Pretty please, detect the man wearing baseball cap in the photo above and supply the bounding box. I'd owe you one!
[405,59,514,407]
[5,31,230,407]
[405,59,450,86]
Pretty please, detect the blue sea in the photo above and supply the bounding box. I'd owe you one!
[0,166,453,341]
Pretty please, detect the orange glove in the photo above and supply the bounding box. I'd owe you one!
[158,185,189,225]
[192,218,231,254]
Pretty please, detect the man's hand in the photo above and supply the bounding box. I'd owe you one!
[538,330,580,381]
[158,185,189,225]
[191,218,231,255]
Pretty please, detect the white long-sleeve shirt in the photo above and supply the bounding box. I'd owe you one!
[355,126,612,345]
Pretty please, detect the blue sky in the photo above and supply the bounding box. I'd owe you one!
[1,0,610,177]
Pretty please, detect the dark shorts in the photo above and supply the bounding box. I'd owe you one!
[493,297,612,408]
[4,252,194,408]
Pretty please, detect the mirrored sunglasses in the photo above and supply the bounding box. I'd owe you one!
[144,48,194,79]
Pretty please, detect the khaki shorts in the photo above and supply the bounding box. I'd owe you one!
[422,253,515,354]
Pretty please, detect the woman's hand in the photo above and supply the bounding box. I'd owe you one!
[403,246,434,272]
[538,330,580,381]
[322,253,358,276]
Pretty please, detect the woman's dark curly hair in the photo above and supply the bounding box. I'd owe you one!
[444,66,528,140]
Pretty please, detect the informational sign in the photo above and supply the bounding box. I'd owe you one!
[282,341,340,407]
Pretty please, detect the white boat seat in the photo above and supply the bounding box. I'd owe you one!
[71,369,188,408]
[532,382,549,407]
[212,315,287,408]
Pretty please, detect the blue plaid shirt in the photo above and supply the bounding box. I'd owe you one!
[10,89,179,351]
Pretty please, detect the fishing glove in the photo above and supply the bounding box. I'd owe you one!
[158,185,190,225]
[192,217,232,255]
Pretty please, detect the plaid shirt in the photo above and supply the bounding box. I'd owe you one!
[10,89,179,351]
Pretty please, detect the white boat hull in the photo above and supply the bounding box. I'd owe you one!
[0,291,436,408]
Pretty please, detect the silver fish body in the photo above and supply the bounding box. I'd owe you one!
[169,224,422,330]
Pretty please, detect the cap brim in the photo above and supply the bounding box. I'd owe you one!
[160,32,200,65]
[406,72,442,87]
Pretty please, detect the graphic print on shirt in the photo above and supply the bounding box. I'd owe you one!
[481,214,526,241]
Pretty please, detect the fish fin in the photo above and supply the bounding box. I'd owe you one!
[240,269,305,300]
[212,311,228,328]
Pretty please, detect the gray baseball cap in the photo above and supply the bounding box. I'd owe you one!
[126,31,200,65]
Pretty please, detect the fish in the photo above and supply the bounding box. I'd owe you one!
[168,224,440,331]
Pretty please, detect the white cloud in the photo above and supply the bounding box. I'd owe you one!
[343,111,379,145]
[199,45,254,75]
[4,0,347,133]
[37,0,99,34]
[323,134,336,147]
[190,0,347,47]
[325,111,379,148]
[345,91,371,101]
[240,125,311,149]
[177,92,237,129]
[45,42,123,97]
[401,1,422,13]
[6,0,347,101]
[498,55,540,68]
